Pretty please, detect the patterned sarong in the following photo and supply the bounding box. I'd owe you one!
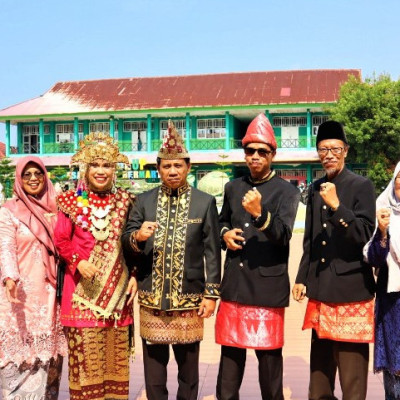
[303,299,374,343]
[140,306,204,344]
[215,300,285,350]
[67,326,130,400]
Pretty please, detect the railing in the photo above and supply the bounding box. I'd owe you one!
[152,139,242,151]
[277,138,308,148]
[232,138,316,149]
[43,142,74,153]
[189,139,225,150]
[151,140,163,151]
[13,137,318,155]
[118,141,148,152]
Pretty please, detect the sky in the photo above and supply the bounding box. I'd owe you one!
[1,0,400,142]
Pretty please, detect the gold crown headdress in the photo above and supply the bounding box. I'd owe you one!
[157,120,189,159]
[71,132,129,166]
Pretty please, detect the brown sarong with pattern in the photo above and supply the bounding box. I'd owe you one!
[140,306,204,344]
[67,326,130,400]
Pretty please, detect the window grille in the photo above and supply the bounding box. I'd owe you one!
[273,116,306,127]
[160,120,186,139]
[197,118,226,139]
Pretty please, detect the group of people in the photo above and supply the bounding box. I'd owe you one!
[0,115,399,400]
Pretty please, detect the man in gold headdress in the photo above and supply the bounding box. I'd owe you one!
[122,121,221,400]
[54,132,136,400]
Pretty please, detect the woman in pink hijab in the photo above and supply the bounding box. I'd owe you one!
[0,156,67,400]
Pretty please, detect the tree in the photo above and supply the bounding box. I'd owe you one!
[50,166,69,182]
[328,74,400,193]
[0,158,15,198]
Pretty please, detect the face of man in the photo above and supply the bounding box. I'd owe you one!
[157,159,190,189]
[86,158,115,192]
[317,139,348,179]
[244,143,275,180]
[22,162,45,196]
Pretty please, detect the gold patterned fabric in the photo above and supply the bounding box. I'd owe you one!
[303,299,375,343]
[67,326,130,400]
[58,188,133,320]
[140,306,204,344]
[138,183,207,310]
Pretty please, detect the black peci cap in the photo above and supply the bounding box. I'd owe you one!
[316,120,348,146]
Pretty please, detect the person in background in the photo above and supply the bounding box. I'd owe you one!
[216,113,300,400]
[364,161,400,400]
[0,156,66,399]
[122,121,221,400]
[54,133,136,400]
[293,120,376,400]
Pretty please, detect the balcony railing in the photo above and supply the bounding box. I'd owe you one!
[13,137,318,155]
[152,139,243,151]
[43,142,74,153]
[190,139,226,150]
[232,138,316,149]
[118,141,148,152]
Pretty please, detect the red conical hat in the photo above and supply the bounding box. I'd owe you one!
[242,113,277,150]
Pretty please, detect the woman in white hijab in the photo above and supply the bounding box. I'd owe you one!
[364,162,400,399]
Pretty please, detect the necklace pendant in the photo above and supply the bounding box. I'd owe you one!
[92,205,111,219]
[89,214,111,230]
[91,227,110,241]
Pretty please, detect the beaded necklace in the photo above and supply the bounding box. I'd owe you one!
[74,188,114,241]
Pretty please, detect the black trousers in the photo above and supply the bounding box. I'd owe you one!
[141,339,200,400]
[309,330,369,400]
[216,345,284,400]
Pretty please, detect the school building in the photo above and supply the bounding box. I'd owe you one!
[0,69,366,186]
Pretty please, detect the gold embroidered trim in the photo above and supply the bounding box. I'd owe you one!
[161,182,190,196]
[249,170,276,184]
[204,282,221,298]
[138,290,203,310]
[258,211,271,232]
[72,188,132,320]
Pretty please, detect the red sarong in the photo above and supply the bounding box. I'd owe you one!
[303,299,374,343]
[215,300,284,350]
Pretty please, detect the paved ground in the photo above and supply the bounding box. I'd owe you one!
[52,233,384,400]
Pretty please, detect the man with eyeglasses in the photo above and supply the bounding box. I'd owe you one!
[292,120,376,400]
[216,113,300,400]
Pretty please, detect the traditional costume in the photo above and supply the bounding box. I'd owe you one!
[364,161,400,399]
[122,121,221,400]
[216,114,300,400]
[54,133,134,400]
[295,121,376,399]
[0,156,67,400]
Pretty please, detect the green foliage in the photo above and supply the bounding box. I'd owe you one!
[367,156,393,194]
[50,166,69,181]
[215,153,232,178]
[328,74,400,194]
[0,158,15,198]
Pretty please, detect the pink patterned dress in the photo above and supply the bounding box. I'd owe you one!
[0,206,67,399]
[0,207,67,367]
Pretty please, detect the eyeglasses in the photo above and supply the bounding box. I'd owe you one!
[244,147,273,157]
[317,147,345,156]
[22,171,44,181]
[88,162,115,170]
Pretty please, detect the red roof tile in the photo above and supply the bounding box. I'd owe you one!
[0,69,360,118]
[0,143,17,157]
